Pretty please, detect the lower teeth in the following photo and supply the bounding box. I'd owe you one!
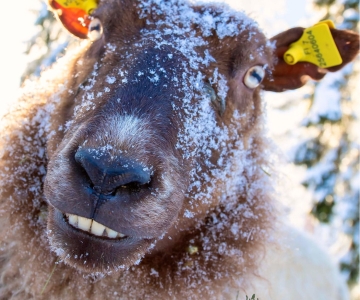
[65,213,125,239]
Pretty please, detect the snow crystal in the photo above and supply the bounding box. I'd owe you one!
[105,76,116,84]
[230,222,239,235]
[150,268,159,277]
[184,209,194,218]
[106,43,117,52]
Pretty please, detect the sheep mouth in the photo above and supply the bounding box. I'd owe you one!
[48,207,155,273]
[64,213,128,240]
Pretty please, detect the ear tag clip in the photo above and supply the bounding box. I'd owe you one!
[284,20,343,68]
[49,0,98,39]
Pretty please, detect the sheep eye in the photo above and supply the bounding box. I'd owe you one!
[244,65,265,89]
[88,18,103,41]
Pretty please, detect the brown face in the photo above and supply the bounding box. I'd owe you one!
[44,0,273,274]
[45,45,191,272]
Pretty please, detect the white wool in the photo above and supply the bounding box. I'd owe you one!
[250,224,349,300]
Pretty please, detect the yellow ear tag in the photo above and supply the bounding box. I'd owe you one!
[284,20,343,68]
[55,0,98,15]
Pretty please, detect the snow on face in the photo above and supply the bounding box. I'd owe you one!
[0,0,275,280]
[57,0,273,247]
[136,0,271,217]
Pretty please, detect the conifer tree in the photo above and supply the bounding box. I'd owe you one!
[291,0,359,288]
[21,1,72,83]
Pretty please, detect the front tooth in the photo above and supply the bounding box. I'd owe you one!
[106,227,118,238]
[91,220,106,236]
[68,214,78,227]
[118,233,125,238]
[78,217,92,232]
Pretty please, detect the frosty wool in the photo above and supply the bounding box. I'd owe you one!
[0,0,358,299]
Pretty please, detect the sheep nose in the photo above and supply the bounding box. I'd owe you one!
[74,148,151,195]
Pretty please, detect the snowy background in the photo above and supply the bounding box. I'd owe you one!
[0,0,321,116]
[0,0,358,297]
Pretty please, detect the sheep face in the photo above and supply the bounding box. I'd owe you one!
[44,0,273,274]
[45,46,190,272]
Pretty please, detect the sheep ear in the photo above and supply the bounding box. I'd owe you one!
[48,0,93,39]
[262,27,360,92]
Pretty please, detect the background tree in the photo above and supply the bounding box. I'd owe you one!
[290,0,359,291]
[21,1,73,83]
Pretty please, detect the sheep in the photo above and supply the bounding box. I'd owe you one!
[0,0,359,299]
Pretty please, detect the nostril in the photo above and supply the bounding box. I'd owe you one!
[74,148,152,195]
[107,181,143,196]
[102,171,151,195]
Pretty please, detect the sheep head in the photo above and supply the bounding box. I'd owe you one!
[43,0,359,275]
